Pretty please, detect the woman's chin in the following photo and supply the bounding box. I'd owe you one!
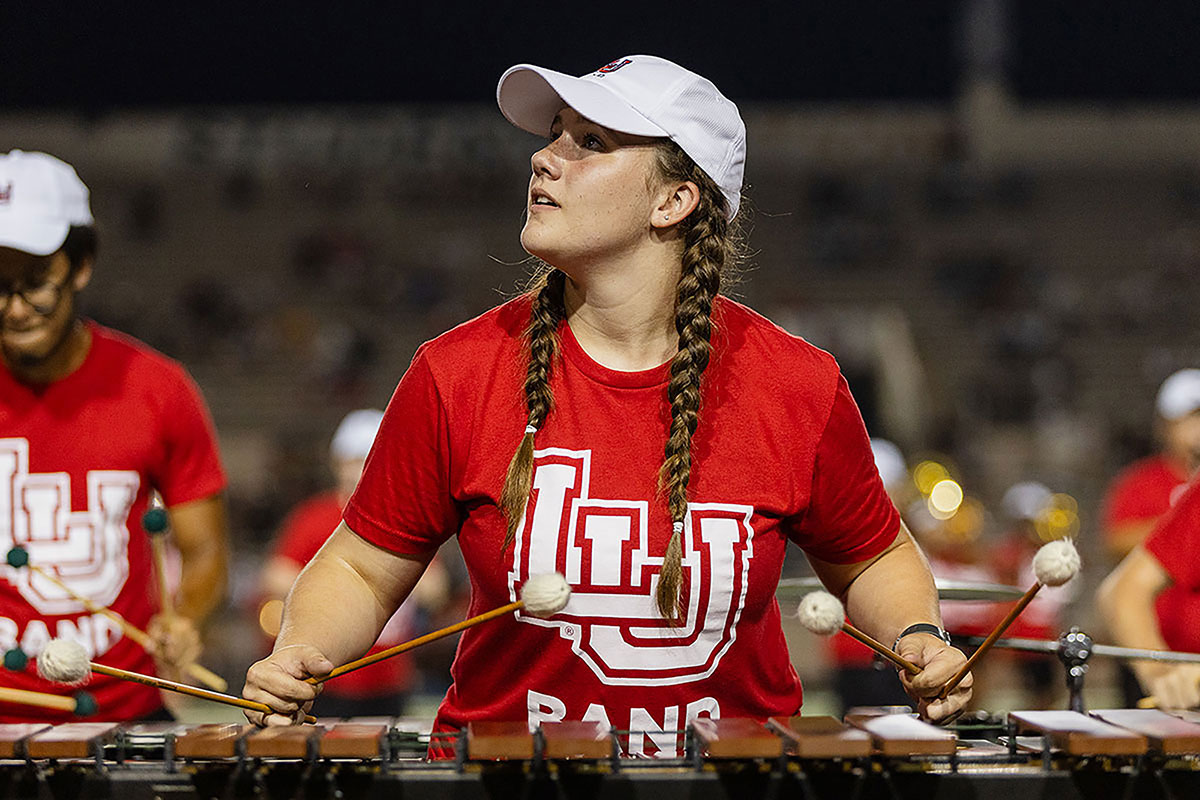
[520,231,565,267]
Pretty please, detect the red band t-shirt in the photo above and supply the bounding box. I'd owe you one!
[344,296,899,756]
[1144,478,1200,653]
[1102,454,1192,649]
[1102,455,1190,536]
[0,322,226,722]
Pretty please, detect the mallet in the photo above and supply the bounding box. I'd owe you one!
[0,685,97,716]
[938,538,1081,697]
[797,590,922,675]
[142,507,174,622]
[307,572,571,684]
[6,546,227,691]
[37,638,316,724]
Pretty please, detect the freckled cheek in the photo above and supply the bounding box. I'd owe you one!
[595,176,650,219]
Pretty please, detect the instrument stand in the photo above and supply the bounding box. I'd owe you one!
[1056,627,1092,712]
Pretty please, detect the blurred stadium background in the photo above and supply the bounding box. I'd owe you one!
[3,1,1200,714]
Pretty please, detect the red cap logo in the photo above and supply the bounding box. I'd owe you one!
[0,183,11,205]
[596,58,632,75]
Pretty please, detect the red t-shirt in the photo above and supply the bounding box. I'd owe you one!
[344,296,899,756]
[1144,479,1200,653]
[0,322,226,722]
[1102,454,1190,535]
[1102,453,1192,645]
[270,491,413,698]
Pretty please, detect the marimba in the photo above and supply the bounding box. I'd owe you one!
[2,709,1199,799]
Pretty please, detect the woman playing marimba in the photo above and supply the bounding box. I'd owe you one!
[242,54,973,756]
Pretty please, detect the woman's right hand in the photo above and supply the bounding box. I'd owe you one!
[242,644,334,726]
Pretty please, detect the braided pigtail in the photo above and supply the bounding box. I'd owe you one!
[654,142,744,623]
[501,268,567,550]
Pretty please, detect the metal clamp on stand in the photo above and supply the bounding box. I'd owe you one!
[1057,627,1092,713]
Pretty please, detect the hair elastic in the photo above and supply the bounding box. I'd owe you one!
[672,521,684,534]
[524,424,538,435]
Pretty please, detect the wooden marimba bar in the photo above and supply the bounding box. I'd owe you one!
[2,710,1200,799]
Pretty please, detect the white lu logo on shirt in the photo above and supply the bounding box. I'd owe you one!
[0,438,137,615]
[509,447,755,686]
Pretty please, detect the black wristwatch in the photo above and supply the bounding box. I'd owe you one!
[893,623,952,651]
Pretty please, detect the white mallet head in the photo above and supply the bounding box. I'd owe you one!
[797,591,845,636]
[521,573,571,618]
[37,638,91,685]
[1033,538,1081,587]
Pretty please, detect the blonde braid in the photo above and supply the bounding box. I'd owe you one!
[500,268,566,550]
[654,142,742,623]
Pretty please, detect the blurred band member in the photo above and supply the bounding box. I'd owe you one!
[1101,369,1200,562]
[0,150,228,722]
[1100,368,1200,705]
[258,410,449,717]
[1098,478,1200,710]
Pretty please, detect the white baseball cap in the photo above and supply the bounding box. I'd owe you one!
[330,409,384,462]
[0,150,94,256]
[1156,369,1200,421]
[497,55,746,219]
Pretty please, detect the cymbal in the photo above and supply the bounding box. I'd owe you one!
[776,577,1026,603]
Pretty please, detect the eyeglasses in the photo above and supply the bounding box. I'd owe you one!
[0,276,68,316]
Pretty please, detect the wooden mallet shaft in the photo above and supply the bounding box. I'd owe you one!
[842,621,923,676]
[27,564,227,692]
[305,600,523,684]
[30,564,154,648]
[88,662,316,724]
[0,685,79,713]
[150,536,172,616]
[939,582,1043,697]
[143,507,173,617]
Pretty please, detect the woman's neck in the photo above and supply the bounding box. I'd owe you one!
[561,252,681,372]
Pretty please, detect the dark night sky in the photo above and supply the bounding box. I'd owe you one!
[1,1,1198,111]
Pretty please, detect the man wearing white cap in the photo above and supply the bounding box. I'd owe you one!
[1099,477,1200,709]
[0,150,229,721]
[1101,368,1200,563]
[257,409,450,717]
[1099,368,1200,705]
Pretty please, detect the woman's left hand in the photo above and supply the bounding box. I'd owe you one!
[895,633,972,723]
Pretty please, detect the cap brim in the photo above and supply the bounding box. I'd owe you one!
[497,64,668,139]
[0,219,70,256]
